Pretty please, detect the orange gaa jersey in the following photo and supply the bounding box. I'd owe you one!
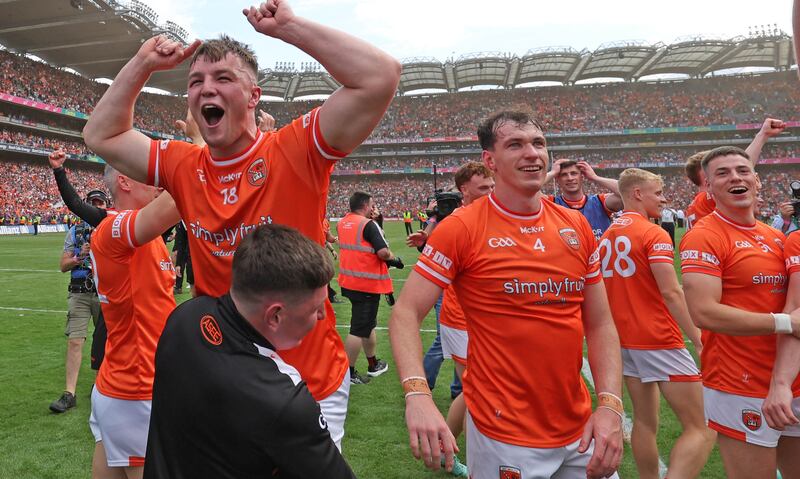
[686,191,715,230]
[90,209,176,400]
[146,107,348,400]
[786,232,800,276]
[680,211,798,398]
[439,286,467,330]
[415,192,600,448]
[599,211,684,349]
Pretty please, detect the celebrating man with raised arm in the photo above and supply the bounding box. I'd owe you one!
[389,111,623,479]
[83,0,401,450]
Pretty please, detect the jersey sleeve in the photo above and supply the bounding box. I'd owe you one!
[645,226,675,265]
[267,388,356,479]
[92,210,142,258]
[413,215,469,288]
[786,233,800,275]
[277,108,349,190]
[63,228,75,253]
[146,139,200,190]
[582,222,602,285]
[679,227,725,277]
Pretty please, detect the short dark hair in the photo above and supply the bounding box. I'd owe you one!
[454,161,493,190]
[701,146,750,174]
[557,160,578,171]
[477,110,544,151]
[349,191,372,213]
[684,150,711,186]
[231,225,333,303]
[190,34,258,81]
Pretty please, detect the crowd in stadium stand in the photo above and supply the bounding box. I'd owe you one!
[0,157,796,227]
[0,127,90,156]
[3,48,800,140]
[0,161,103,225]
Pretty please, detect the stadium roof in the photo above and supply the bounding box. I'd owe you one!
[0,1,794,98]
[0,0,192,93]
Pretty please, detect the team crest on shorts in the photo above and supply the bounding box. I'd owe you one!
[742,408,762,431]
[499,466,521,479]
[247,158,267,187]
[200,315,223,346]
[558,228,580,250]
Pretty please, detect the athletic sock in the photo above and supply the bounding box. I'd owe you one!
[367,356,377,368]
[349,366,356,376]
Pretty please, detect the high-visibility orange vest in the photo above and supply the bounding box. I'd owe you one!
[337,212,393,294]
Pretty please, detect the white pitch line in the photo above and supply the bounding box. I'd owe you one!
[581,357,667,478]
[0,268,59,273]
[336,324,437,333]
[0,306,67,314]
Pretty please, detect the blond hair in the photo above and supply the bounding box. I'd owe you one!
[684,150,711,186]
[618,168,662,197]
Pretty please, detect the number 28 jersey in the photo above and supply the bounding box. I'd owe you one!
[415,193,600,448]
[145,108,349,401]
[598,211,685,349]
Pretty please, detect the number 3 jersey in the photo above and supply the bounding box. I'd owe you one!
[599,211,685,350]
[415,192,600,448]
[145,108,349,401]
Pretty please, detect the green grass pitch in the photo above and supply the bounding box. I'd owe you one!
[0,222,725,478]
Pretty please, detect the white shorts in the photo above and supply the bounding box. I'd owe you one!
[441,324,468,365]
[621,347,700,383]
[318,369,351,451]
[704,387,800,447]
[88,387,151,467]
[466,412,619,479]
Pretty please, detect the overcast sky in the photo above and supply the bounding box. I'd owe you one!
[146,0,793,70]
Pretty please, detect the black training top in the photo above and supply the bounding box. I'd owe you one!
[144,294,356,479]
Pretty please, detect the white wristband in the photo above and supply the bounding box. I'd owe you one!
[772,313,793,334]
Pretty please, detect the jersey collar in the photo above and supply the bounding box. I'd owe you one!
[208,131,266,167]
[712,210,756,230]
[488,192,543,220]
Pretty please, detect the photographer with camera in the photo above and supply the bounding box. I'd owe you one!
[771,181,800,235]
[50,190,107,413]
[337,191,402,385]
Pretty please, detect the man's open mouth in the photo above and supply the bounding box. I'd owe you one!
[201,105,225,126]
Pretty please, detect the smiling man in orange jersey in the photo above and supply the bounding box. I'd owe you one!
[681,146,800,479]
[600,168,714,479]
[390,111,623,479]
[82,0,400,450]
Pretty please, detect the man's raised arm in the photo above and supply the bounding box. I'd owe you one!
[83,36,200,181]
[243,0,400,153]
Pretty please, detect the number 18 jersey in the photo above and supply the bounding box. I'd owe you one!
[145,108,348,401]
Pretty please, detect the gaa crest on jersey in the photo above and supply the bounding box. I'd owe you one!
[200,315,223,346]
[742,408,762,431]
[558,228,580,250]
[499,466,521,479]
[247,158,267,187]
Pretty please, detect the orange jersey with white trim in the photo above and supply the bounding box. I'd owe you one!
[415,193,600,448]
[90,210,176,400]
[146,108,348,400]
[786,232,800,276]
[686,191,715,230]
[599,211,684,349]
[680,211,798,397]
[439,286,466,330]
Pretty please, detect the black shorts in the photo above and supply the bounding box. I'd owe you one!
[342,288,380,338]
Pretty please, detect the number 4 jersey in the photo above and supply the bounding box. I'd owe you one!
[598,211,685,350]
[414,192,600,448]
